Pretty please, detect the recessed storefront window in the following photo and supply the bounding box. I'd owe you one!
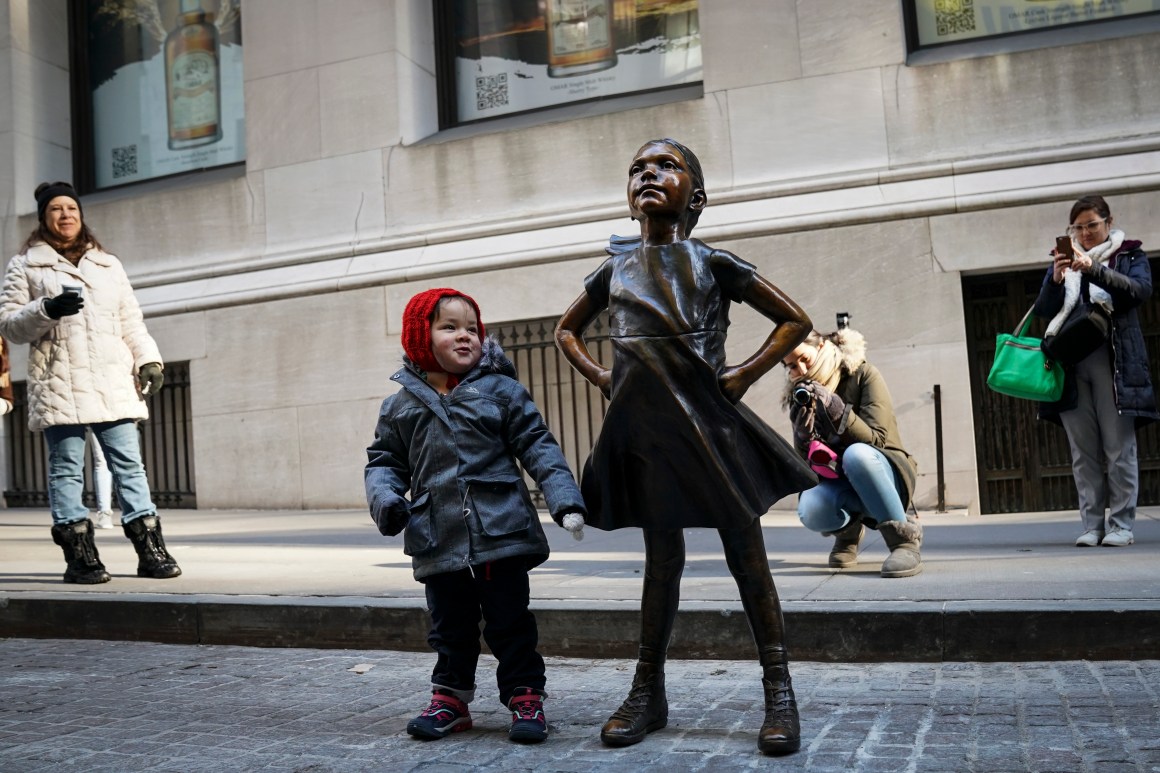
[903,0,1160,51]
[70,0,245,192]
[435,0,701,129]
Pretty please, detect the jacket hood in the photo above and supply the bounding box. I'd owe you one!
[401,335,516,380]
[833,327,867,375]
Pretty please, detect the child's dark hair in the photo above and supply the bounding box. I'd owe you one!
[644,138,706,233]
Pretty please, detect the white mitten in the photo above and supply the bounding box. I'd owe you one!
[562,512,585,542]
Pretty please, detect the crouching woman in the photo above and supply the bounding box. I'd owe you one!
[782,327,921,577]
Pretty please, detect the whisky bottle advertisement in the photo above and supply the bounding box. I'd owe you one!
[164,1,223,149]
[545,0,617,78]
[86,0,243,188]
[451,0,701,124]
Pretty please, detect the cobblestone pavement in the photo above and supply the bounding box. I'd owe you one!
[1,639,1158,773]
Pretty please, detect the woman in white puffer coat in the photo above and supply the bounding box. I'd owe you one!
[0,181,181,584]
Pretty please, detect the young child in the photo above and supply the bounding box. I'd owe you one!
[365,288,585,744]
[555,139,817,755]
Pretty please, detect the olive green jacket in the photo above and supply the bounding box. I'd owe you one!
[830,361,918,509]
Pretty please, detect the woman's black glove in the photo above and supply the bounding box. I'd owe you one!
[795,381,847,446]
[789,398,815,449]
[138,363,164,396]
[44,291,83,319]
[808,383,847,425]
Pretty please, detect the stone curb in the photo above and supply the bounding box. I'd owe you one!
[4,594,1159,662]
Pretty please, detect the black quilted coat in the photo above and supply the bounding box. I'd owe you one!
[1033,240,1159,427]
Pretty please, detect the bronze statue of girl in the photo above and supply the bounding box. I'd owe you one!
[555,138,817,755]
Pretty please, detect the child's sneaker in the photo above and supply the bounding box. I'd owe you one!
[507,687,548,743]
[406,691,472,739]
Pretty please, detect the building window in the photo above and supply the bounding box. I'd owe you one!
[69,0,245,192]
[903,0,1160,53]
[434,1,701,129]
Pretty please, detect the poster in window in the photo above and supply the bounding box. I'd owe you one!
[911,0,1160,47]
[452,1,700,124]
[84,0,244,189]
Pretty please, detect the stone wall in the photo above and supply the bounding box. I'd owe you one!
[3,0,1159,511]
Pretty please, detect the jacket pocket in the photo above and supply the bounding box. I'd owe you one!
[402,491,437,556]
[466,475,536,538]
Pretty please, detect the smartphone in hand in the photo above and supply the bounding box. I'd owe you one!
[1055,236,1074,259]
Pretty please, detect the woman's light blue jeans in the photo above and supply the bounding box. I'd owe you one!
[45,420,156,526]
[798,443,907,533]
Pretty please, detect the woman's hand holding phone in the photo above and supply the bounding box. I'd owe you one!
[1052,236,1075,283]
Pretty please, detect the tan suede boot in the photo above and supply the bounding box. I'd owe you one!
[823,517,864,568]
[878,517,923,578]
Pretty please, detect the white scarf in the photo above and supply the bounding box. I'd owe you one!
[1046,229,1124,337]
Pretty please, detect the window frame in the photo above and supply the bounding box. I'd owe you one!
[66,0,246,195]
[901,0,1160,63]
[432,0,704,132]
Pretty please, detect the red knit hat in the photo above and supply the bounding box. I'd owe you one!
[401,288,486,374]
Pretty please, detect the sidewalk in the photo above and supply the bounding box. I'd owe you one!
[2,507,1159,662]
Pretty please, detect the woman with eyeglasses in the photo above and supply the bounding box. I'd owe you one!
[1033,194,1157,547]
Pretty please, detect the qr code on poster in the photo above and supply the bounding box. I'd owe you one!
[476,73,508,112]
[934,0,976,36]
[112,144,138,179]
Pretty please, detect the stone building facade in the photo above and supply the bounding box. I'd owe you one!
[2,1,1159,512]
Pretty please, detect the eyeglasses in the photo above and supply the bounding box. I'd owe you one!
[1067,218,1106,236]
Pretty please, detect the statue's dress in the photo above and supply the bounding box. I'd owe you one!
[580,238,816,531]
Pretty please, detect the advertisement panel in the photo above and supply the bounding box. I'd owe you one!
[452,0,700,124]
[912,0,1160,46]
[83,0,245,189]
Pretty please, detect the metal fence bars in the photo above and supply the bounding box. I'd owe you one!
[489,315,611,507]
[3,361,196,509]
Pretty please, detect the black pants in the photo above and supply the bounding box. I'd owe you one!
[423,556,545,706]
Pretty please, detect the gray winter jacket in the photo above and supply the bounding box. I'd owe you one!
[365,338,585,581]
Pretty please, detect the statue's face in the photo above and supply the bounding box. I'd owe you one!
[627,142,704,224]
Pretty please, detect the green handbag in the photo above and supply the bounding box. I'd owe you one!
[986,306,1065,402]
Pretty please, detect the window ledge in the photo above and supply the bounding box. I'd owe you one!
[413,84,704,147]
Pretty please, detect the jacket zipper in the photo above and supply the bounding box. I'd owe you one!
[1106,252,1128,413]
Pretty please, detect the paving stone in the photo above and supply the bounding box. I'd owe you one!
[2,639,1160,771]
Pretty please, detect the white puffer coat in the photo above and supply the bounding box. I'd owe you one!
[0,242,162,431]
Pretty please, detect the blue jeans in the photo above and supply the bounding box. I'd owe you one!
[45,421,156,526]
[798,443,907,533]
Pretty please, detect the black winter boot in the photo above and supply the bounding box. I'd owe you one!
[599,661,668,747]
[758,648,801,755]
[123,515,182,579]
[878,516,923,578]
[50,519,111,584]
[823,517,864,568]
